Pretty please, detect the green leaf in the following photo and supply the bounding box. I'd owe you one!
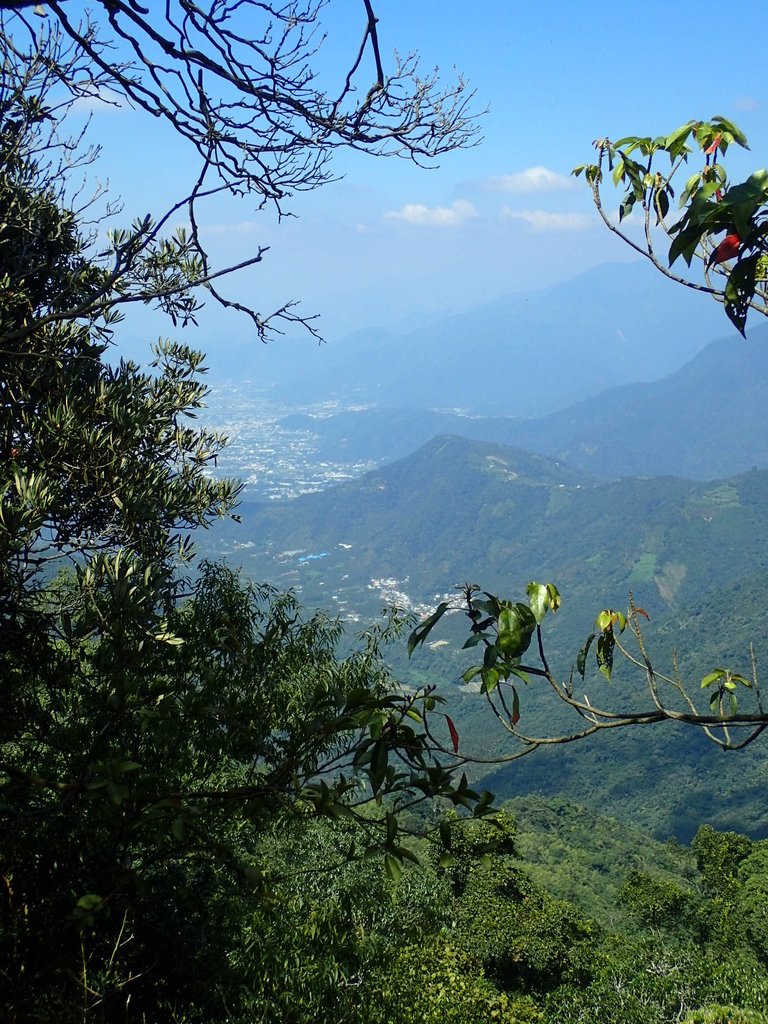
[510,686,520,726]
[613,135,645,150]
[384,854,402,882]
[595,609,626,634]
[577,633,595,678]
[497,603,536,658]
[527,580,560,622]
[75,893,104,912]
[407,601,450,657]
[712,115,749,149]
[724,252,760,336]
[527,581,549,623]
[386,811,397,846]
[154,631,184,645]
[664,120,696,155]
[701,668,727,689]
[669,223,705,267]
[619,196,635,223]
[596,631,615,680]
[483,642,499,668]
[370,738,388,795]
[509,666,531,686]
[480,667,500,693]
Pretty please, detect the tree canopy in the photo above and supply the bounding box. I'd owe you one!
[0,10,489,1019]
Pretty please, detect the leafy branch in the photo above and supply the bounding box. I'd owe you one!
[574,117,768,334]
[409,582,767,758]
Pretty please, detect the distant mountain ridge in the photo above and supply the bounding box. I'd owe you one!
[195,262,768,842]
[209,260,735,416]
[213,433,768,630]
[275,320,768,480]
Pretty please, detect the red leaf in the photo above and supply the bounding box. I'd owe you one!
[634,607,651,620]
[445,715,459,754]
[708,232,741,267]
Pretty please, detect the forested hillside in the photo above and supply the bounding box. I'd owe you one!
[215,437,768,623]
[197,436,768,840]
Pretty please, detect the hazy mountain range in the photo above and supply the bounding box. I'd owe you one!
[208,260,737,416]
[277,320,768,480]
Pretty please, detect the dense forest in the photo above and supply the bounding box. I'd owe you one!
[2,3,768,1022]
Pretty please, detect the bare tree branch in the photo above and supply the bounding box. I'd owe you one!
[0,3,480,342]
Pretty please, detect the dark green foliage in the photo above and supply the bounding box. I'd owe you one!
[506,796,698,925]
[684,1007,768,1023]
[620,871,699,932]
[367,936,540,1024]
[2,554,456,1019]
[0,34,490,1021]
[736,847,768,962]
[692,824,755,894]
[361,812,768,1024]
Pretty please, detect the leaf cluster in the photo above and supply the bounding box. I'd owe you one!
[575,117,768,333]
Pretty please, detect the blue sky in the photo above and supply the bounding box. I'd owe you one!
[64,0,768,349]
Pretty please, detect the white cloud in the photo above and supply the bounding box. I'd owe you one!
[384,198,478,227]
[486,166,578,194]
[501,207,593,232]
[204,220,265,235]
[733,95,760,112]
